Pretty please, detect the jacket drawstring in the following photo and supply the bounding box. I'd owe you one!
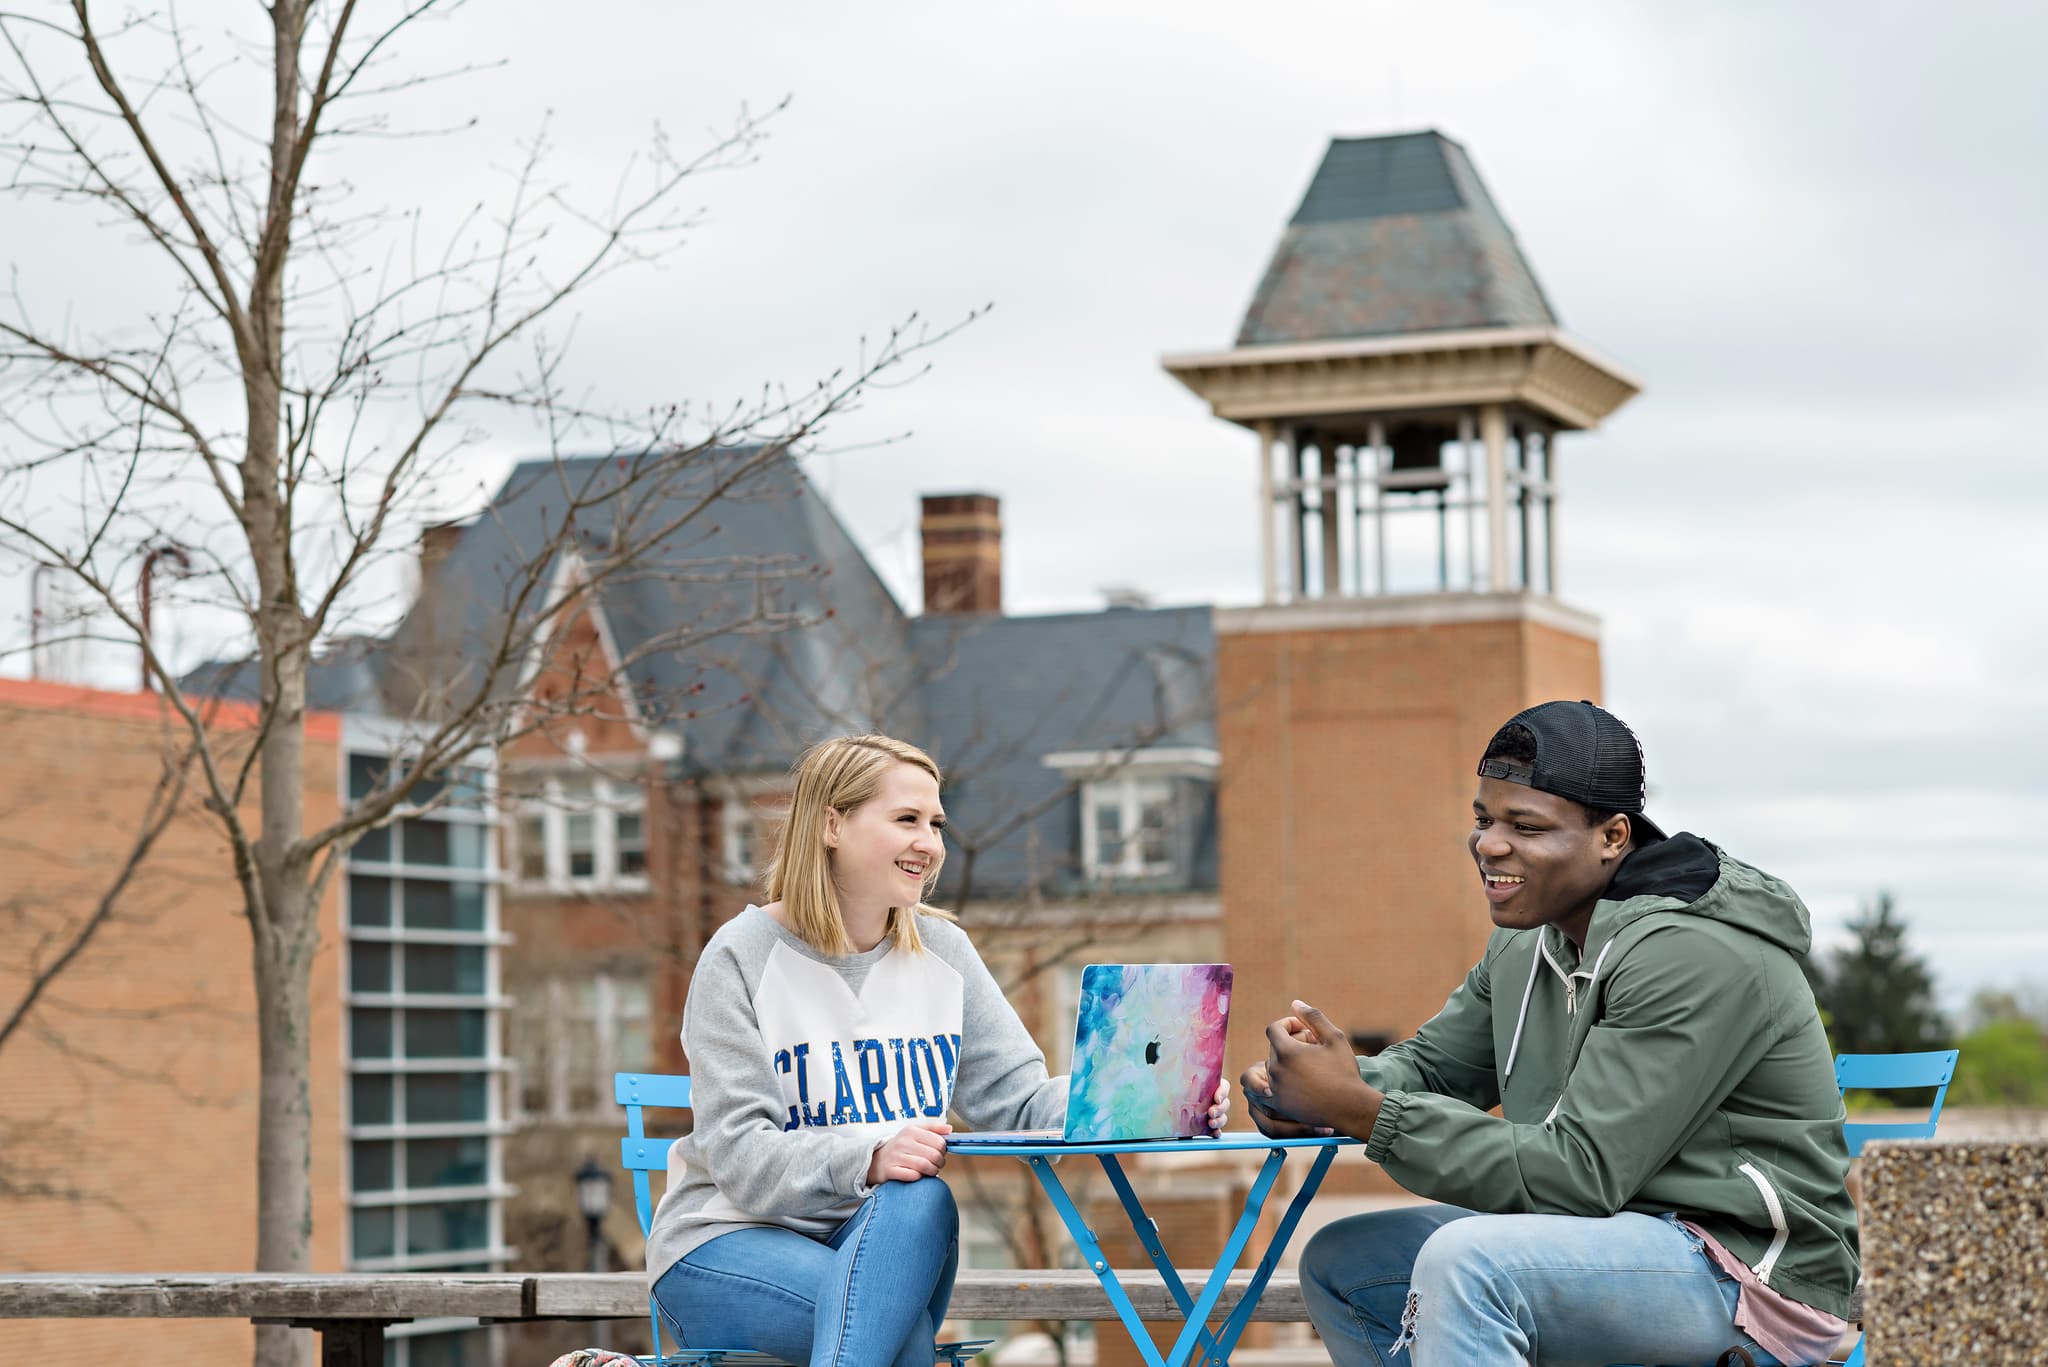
[1541,934,1580,1013]
[1585,937,1618,995]
[1502,948,1543,1079]
[1509,931,1617,1078]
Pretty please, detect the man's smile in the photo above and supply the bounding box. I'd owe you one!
[1482,869,1525,904]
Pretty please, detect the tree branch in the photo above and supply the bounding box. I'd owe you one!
[0,735,198,1059]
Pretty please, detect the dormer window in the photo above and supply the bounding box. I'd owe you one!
[1043,745,1219,885]
[1085,776,1174,880]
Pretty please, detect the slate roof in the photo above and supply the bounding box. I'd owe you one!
[911,605,1217,899]
[182,452,1219,898]
[1236,131,1559,346]
[399,451,922,776]
[180,637,396,715]
[182,452,913,764]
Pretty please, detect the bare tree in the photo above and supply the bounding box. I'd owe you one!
[0,8,968,1363]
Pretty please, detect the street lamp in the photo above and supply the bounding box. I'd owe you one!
[573,1156,612,1273]
[573,1155,615,1351]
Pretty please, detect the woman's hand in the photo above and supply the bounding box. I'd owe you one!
[867,1119,951,1184]
[1207,1076,1233,1134]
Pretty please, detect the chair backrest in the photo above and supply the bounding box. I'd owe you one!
[616,1071,693,1238]
[616,1071,693,1363]
[1835,1049,1959,1157]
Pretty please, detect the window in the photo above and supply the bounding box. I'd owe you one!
[1082,776,1175,880]
[722,798,758,884]
[510,971,655,1123]
[343,730,504,1287]
[617,810,647,878]
[712,783,785,886]
[515,810,546,881]
[507,770,648,891]
[565,810,596,878]
[349,752,394,803]
[1043,747,1215,887]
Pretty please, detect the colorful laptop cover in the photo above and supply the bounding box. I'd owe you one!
[1063,962,1233,1142]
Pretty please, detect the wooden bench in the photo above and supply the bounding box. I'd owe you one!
[0,1269,1864,1364]
[0,1269,1309,1366]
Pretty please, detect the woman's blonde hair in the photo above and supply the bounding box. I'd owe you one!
[764,734,955,956]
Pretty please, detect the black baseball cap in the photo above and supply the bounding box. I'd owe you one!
[1476,700,1668,843]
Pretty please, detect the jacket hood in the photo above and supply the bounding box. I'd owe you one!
[1503,832,1817,1084]
[1598,832,1814,957]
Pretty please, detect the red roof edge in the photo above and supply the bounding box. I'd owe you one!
[0,675,343,742]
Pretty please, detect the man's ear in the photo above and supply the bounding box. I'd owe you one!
[822,806,842,849]
[1604,814,1635,860]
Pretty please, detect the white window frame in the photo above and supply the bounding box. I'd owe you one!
[513,970,655,1124]
[1081,775,1175,880]
[614,804,648,882]
[1043,747,1217,884]
[708,775,785,887]
[721,798,758,885]
[507,768,649,893]
[340,720,511,1285]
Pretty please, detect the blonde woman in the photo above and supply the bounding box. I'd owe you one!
[647,734,1231,1367]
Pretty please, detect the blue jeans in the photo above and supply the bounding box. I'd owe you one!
[653,1177,960,1367]
[1299,1205,1787,1367]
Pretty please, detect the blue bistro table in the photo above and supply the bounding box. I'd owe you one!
[955,1133,1358,1367]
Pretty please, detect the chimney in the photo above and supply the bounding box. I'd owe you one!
[420,520,467,580]
[919,493,1002,615]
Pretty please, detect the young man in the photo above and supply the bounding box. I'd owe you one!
[1246,701,1856,1367]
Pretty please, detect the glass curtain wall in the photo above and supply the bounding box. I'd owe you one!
[342,719,506,1367]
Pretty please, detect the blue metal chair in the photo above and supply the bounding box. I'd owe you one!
[616,1071,992,1367]
[1836,1049,1958,1156]
[1829,1049,1958,1367]
[1608,1048,1960,1367]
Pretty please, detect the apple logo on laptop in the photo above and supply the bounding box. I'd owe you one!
[1144,1040,1161,1064]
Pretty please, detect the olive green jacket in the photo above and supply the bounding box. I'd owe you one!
[1360,835,1859,1319]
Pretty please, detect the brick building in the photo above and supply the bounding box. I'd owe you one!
[0,676,514,1367]
[220,449,1222,1360]
[0,681,349,1365]
[402,136,1636,1366]
[8,127,1645,1367]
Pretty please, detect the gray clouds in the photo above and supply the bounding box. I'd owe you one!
[6,0,2041,1009]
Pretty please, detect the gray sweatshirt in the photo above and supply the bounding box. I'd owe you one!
[644,905,1068,1285]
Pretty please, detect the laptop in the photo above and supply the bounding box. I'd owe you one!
[951,963,1233,1145]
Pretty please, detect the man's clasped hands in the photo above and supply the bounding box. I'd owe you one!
[1240,1000,1391,1143]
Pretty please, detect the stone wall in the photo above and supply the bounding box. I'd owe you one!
[1862,1138,2048,1365]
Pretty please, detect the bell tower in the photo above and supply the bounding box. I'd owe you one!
[1165,132,1642,1090]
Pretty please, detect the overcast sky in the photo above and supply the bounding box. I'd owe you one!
[6,1,2043,1012]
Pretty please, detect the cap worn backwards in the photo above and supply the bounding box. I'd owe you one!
[1476,699,1668,843]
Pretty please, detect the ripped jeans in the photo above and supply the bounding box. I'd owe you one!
[1299,1205,1787,1367]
